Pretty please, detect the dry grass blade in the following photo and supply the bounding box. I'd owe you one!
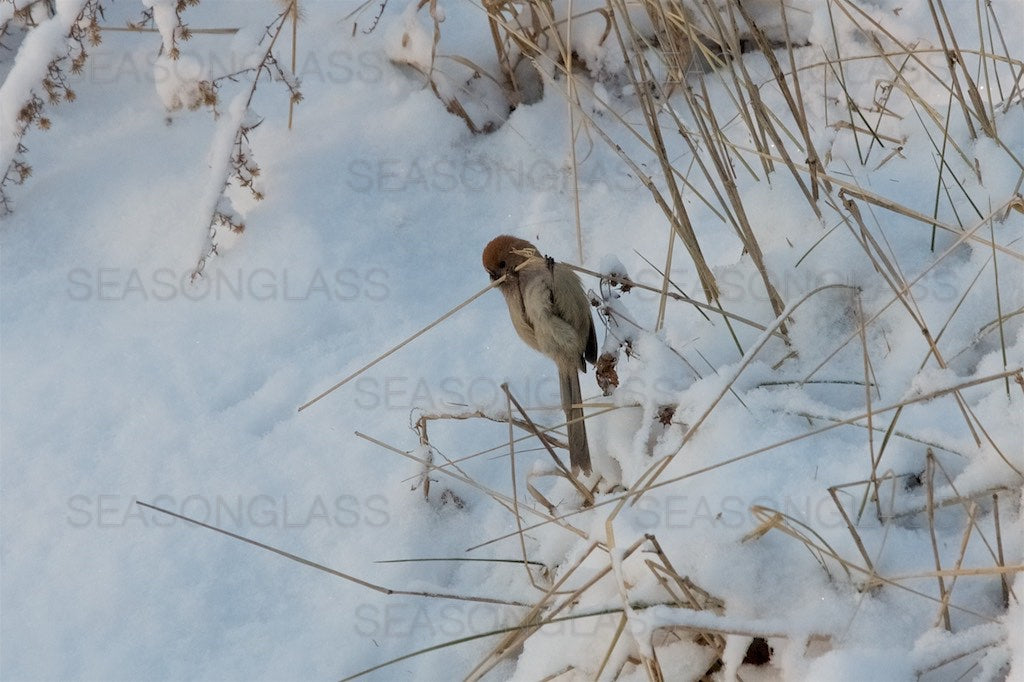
[927,457,1020,602]
[803,195,1024,388]
[854,294,884,519]
[987,210,1012,396]
[505,388,543,589]
[745,506,1000,621]
[744,506,848,579]
[594,612,628,679]
[926,453,951,630]
[926,0,995,138]
[993,494,1011,607]
[851,245,991,477]
[374,557,546,567]
[787,410,963,457]
[678,74,789,333]
[135,501,530,606]
[948,305,1024,364]
[606,0,720,304]
[886,485,1013,521]
[917,634,1006,676]
[101,25,240,34]
[407,407,621,480]
[838,196,983,448]
[874,564,1024,584]
[298,280,500,412]
[714,146,1024,259]
[692,0,775,177]
[466,367,1023,552]
[287,0,298,129]
[466,536,647,681]
[567,263,780,337]
[735,0,824,200]
[502,384,595,505]
[342,606,634,682]
[633,250,712,324]
[355,431,590,540]
[827,486,875,575]
[719,1,822,219]
[627,284,857,505]
[823,0,869,164]
[934,500,978,628]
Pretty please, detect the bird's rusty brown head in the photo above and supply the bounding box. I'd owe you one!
[482,235,538,282]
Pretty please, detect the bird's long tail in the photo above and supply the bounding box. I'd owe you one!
[559,366,591,475]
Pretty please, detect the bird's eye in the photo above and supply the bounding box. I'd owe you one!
[498,260,506,269]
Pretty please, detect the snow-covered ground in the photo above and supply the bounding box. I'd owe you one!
[1,1,1022,680]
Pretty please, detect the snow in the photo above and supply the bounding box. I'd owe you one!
[152,52,208,110]
[0,4,16,28]
[0,0,90,172]
[1,0,1022,680]
[142,0,180,56]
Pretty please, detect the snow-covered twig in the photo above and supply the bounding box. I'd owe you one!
[0,0,102,215]
[188,4,302,279]
[133,0,199,59]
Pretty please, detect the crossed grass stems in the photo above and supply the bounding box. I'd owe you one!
[144,270,1023,679]
[137,0,1024,679]
[146,273,1024,680]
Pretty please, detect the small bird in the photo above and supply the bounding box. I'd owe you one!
[482,235,597,475]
